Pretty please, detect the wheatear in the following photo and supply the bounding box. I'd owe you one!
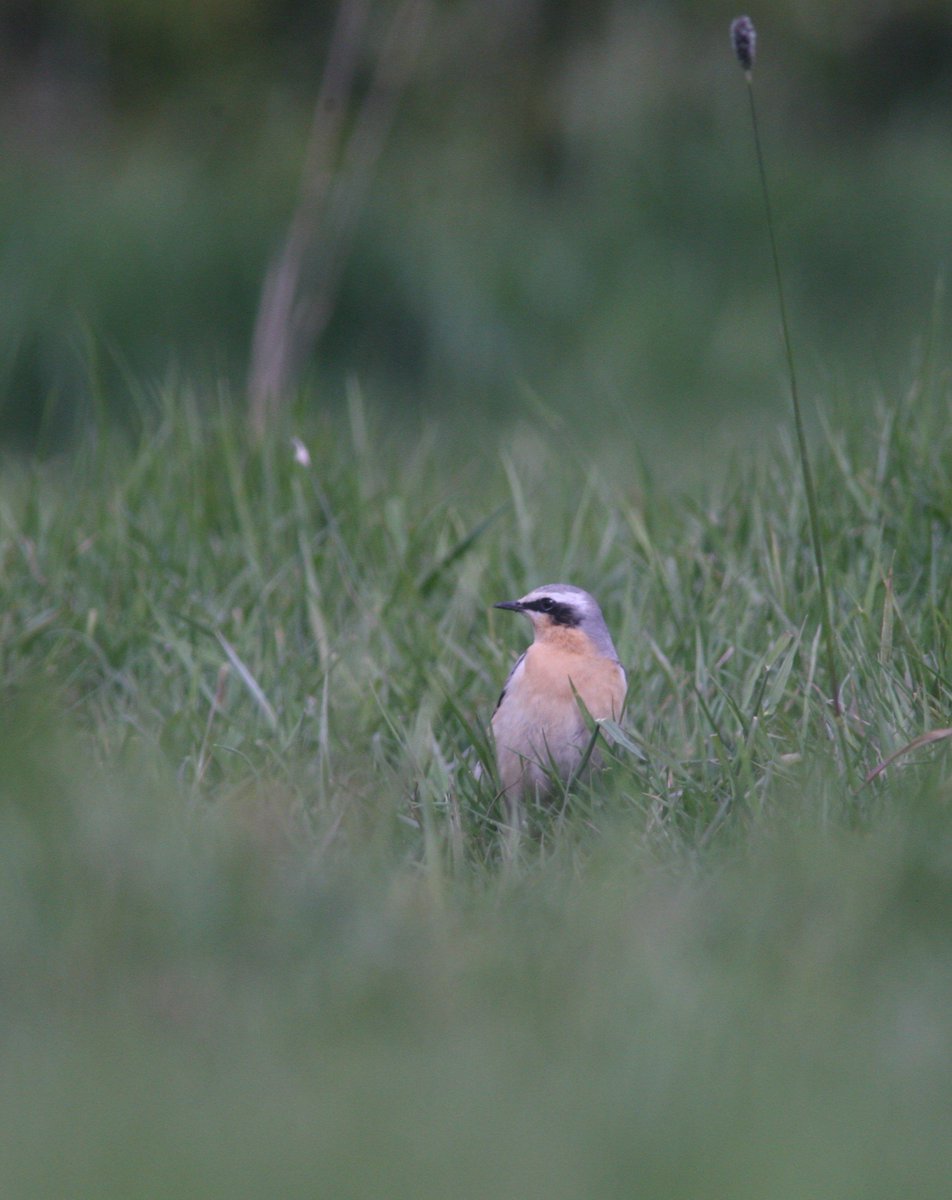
[491,583,627,800]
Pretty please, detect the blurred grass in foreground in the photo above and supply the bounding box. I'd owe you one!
[2,700,951,1198]
[1,372,952,1196]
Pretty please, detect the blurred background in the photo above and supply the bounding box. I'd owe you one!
[1,0,951,452]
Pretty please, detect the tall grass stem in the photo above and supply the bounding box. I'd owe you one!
[739,61,845,733]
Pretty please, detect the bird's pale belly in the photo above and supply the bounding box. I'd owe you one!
[492,644,625,796]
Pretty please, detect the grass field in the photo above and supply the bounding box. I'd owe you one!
[2,373,952,1198]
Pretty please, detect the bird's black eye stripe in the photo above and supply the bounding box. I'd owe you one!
[523,597,580,626]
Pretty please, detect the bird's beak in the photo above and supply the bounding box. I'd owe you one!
[494,600,523,611]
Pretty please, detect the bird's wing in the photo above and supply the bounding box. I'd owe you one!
[492,651,526,717]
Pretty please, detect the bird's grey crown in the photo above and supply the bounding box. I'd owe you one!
[516,583,619,659]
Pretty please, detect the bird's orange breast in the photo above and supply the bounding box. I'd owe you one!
[521,637,626,720]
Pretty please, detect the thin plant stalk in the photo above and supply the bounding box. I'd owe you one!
[731,17,844,728]
[248,0,430,438]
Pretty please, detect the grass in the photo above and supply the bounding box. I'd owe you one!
[733,16,844,731]
[1,372,952,1197]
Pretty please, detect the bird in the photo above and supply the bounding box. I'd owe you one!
[491,583,627,803]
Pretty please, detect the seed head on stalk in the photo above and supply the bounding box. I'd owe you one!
[729,15,848,745]
[730,16,756,76]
